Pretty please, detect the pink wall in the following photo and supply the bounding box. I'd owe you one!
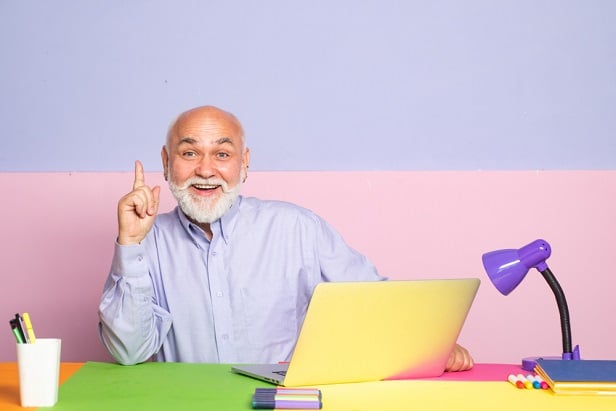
[1,171,615,364]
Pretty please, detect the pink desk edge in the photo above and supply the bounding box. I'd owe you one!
[420,363,525,382]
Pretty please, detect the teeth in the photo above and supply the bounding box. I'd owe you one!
[193,184,219,189]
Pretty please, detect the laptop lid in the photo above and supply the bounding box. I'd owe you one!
[233,278,480,386]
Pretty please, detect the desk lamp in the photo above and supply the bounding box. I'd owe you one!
[481,239,580,371]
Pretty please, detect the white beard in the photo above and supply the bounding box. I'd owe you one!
[168,176,242,224]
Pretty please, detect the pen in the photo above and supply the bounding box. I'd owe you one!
[9,319,25,344]
[253,394,320,402]
[254,388,322,398]
[252,398,322,409]
[22,312,37,343]
[15,314,30,343]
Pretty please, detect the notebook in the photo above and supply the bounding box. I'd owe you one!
[231,278,480,386]
[534,359,616,395]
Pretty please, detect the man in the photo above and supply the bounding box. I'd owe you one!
[98,105,473,371]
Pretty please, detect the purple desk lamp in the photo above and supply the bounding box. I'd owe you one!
[481,239,581,371]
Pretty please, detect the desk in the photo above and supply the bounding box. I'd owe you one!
[2,362,616,410]
[0,362,82,410]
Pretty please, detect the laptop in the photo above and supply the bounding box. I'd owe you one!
[231,278,480,386]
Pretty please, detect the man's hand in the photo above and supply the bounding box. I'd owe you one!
[117,160,161,245]
[445,343,474,372]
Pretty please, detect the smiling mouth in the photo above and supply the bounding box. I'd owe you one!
[192,183,221,191]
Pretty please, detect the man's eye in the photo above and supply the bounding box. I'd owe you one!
[217,152,229,159]
[182,151,197,158]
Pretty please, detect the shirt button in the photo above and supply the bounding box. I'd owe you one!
[137,255,143,262]
[221,334,229,340]
[216,291,223,297]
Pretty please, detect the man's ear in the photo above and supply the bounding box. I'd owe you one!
[241,148,251,183]
[161,146,169,181]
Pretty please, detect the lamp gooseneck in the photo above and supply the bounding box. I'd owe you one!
[538,267,573,356]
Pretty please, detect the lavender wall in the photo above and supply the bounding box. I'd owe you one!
[1,1,615,172]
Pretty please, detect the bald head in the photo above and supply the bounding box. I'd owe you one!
[166,105,245,149]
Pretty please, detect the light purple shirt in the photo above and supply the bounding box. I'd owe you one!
[98,196,384,365]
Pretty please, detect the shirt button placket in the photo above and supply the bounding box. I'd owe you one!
[208,245,235,362]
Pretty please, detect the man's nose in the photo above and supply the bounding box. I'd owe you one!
[194,156,216,179]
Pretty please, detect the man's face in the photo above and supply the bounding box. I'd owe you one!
[162,108,250,224]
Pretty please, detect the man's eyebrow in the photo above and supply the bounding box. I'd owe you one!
[178,137,198,145]
[214,137,234,145]
[177,137,235,146]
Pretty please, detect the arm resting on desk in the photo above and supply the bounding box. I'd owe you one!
[98,243,172,365]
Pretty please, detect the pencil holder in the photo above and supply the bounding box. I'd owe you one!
[16,338,62,407]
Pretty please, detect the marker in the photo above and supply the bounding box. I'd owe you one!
[254,388,321,398]
[526,374,541,389]
[252,388,322,409]
[253,395,319,402]
[15,314,30,343]
[534,374,550,390]
[507,374,524,389]
[10,323,25,343]
[514,374,532,389]
[9,319,25,344]
[252,399,322,409]
[252,395,322,409]
[22,313,36,343]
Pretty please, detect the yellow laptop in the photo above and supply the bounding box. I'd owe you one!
[231,278,480,386]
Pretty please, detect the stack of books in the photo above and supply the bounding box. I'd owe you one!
[534,359,616,395]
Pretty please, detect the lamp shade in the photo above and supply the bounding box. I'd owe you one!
[481,239,552,295]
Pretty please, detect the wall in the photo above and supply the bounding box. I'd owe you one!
[1,1,615,364]
[1,170,615,363]
[1,1,615,172]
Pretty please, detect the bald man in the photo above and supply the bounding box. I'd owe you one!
[98,105,473,371]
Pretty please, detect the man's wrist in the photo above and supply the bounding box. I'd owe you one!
[117,235,143,246]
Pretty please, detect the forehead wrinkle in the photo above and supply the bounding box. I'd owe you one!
[177,137,198,145]
[177,136,236,147]
[214,137,234,145]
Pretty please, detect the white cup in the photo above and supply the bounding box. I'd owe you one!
[16,338,62,407]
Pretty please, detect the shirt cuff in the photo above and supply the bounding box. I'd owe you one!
[111,241,149,278]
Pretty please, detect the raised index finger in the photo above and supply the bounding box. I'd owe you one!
[133,160,146,189]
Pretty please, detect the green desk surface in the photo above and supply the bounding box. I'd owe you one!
[53,361,270,410]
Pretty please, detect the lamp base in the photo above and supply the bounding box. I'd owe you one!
[521,345,581,372]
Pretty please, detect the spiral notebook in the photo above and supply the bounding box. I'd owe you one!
[232,278,480,386]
